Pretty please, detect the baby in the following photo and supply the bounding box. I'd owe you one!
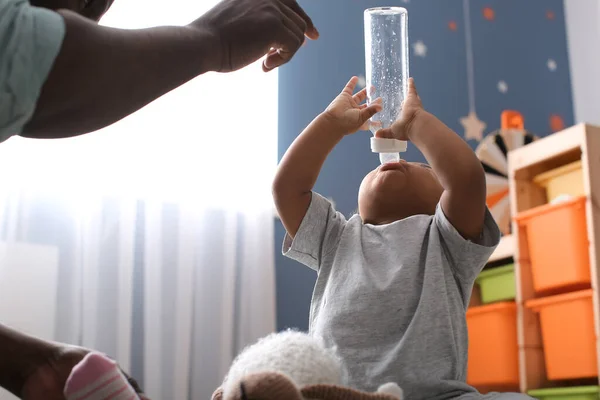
[273,77,530,400]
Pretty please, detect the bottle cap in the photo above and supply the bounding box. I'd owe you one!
[370,137,407,153]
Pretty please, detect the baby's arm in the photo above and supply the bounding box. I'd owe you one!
[410,111,486,241]
[273,77,381,238]
[378,79,486,241]
[273,116,344,238]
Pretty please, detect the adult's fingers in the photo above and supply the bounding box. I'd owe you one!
[262,48,278,72]
[263,48,291,71]
[281,0,319,39]
[263,24,302,71]
[279,2,307,42]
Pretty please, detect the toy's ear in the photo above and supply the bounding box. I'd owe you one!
[222,372,303,400]
[211,386,224,400]
[377,383,403,399]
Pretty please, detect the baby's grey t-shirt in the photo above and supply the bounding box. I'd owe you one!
[283,192,501,400]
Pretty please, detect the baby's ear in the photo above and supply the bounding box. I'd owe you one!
[214,383,246,400]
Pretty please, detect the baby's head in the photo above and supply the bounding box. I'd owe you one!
[358,160,443,225]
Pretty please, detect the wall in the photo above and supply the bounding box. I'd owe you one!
[564,0,600,125]
[276,0,574,331]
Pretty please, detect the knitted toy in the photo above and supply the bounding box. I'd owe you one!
[212,330,403,400]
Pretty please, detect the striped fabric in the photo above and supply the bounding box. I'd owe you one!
[64,352,142,400]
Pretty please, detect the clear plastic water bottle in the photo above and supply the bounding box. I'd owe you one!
[364,7,409,163]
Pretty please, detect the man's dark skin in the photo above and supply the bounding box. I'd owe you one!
[0,333,143,399]
[23,0,318,137]
[0,0,317,398]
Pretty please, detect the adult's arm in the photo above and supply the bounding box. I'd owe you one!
[22,11,218,138]
[0,322,86,398]
[19,0,318,138]
[0,323,53,396]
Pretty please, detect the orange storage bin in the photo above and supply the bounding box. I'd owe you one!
[526,289,597,380]
[466,302,519,387]
[515,196,590,294]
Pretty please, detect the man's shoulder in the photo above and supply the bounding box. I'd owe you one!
[0,0,65,139]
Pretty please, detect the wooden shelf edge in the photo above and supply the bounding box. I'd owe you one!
[488,234,515,263]
[508,124,600,174]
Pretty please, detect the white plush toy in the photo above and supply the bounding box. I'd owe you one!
[212,330,403,400]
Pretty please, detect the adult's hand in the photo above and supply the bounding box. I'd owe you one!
[21,346,146,400]
[0,324,144,400]
[196,0,318,72]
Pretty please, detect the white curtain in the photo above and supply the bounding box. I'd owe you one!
[0,0,277,398]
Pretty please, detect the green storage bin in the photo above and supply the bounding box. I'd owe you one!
[528,386,600,400]
[475,264,516,304]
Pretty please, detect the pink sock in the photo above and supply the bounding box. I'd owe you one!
[64,352,142,400]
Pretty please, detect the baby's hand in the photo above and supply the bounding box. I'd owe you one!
[376,77,423,141]
[322,76,383,135]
